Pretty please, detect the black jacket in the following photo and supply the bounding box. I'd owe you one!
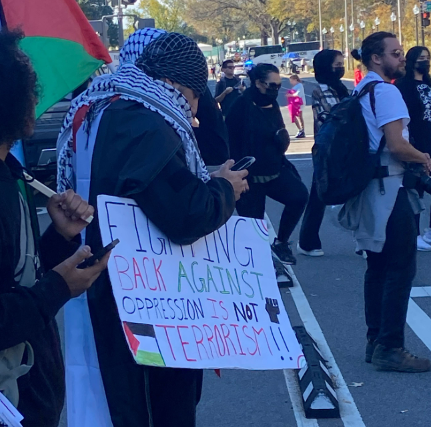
[0,154,78,427]
[226,88,287,177]
[83,100,235,425]
[194,87,230,166]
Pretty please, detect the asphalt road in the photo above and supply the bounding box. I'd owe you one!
[36,74,430,427]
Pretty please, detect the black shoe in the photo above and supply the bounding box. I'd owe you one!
[372,344,431,372]
[365,341,376,363]
[271,239,297,265]
[296,130,306,138]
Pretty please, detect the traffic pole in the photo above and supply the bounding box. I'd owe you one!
[118,1,124,48]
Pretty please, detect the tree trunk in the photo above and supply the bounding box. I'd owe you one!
[260,28,269,45]
[271,21,279,45]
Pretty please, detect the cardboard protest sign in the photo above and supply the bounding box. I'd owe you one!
[97,195,304,370]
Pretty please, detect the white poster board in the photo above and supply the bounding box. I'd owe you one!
[97,195,303,370]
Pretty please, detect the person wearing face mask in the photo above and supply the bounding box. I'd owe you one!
[226,63,309,265]
[396,46,431,250]
[297,50,349,257]
[57,30,249,427]
[342,33,430,372]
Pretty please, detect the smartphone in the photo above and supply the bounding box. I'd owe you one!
[78,238,119,269]
[231,156,256,171]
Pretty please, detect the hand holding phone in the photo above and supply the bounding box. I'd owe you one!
[78,239,120,269]
[231,156,256,171]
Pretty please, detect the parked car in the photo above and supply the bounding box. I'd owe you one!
[23,96,71,181]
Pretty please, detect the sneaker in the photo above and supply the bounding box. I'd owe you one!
[423,228,431,245]
[271,239,297,265]
[297,243,324,257]
[372,344,431,372]
[365,341,376,364]
[295,130,306,138]
[417,235,431,252]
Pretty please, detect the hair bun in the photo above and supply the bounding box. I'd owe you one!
[351,49,362,61]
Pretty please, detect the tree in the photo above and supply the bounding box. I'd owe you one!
[125,0,186,35]
[77,0,119,47]
[185,0,290,45]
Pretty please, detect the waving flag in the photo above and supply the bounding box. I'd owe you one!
[0,0,112,117]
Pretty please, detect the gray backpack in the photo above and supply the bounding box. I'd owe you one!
[0,192,38,407]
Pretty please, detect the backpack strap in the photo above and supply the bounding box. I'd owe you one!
[358,80,390,195]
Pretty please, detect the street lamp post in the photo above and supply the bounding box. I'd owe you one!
[330,26,335,49]
[374,17,380,32]
[390,12,397,33]
[349,23,354,69]
[319,0,323,50]
[340,24,345,56]
[397,0,402,43]
[344,0,349,69]
[360,20,365,40]
[413,5,420,45]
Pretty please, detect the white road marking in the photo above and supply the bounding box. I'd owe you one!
[283,369,319,427]
[406,298,431,350]
[287,266,365,427]
[410,286,431,298]
[287,157,312,162]
[265,213,364,427]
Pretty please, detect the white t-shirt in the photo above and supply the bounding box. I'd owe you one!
[293,83,307,108]
[354,71,410,152]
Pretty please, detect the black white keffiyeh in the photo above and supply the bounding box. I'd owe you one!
[57,28,210,193]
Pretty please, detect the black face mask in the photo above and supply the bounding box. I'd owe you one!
[332,67,345,79]
[416,60,430,75]
[251,84,279,106]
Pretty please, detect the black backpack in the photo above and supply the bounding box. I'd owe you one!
[312,81,386,205]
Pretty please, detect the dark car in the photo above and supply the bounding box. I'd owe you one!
[22,96,71,181]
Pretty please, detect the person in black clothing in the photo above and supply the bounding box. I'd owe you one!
[0,30,109,426]
[193,86,230,167]
[395,46,431,249]
[226,63,308,265]
[59,32,248,427]
[298,50,349,257]
[215,59,245,116]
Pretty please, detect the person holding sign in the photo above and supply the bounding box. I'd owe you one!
[57,30,248,427]
[0,30,109,427]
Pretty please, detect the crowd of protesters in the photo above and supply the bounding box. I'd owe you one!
[0,22,430,428]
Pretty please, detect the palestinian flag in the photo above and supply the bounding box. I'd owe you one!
[123,322,166,367]
[0,0,112,117]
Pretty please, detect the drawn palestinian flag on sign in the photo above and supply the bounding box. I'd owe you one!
[0,0,112,117]
[123,322,166,367]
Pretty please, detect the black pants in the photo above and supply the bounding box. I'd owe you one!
[89,272,203,427]
[236,163,308,242]
[364,189,417,349]
[298,177,327,251]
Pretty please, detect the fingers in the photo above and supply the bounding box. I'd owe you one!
[59,190,95,221]
[84,250,111,278]
[223,159,235,171]
[66,245,91,268]
[237,168,249,179]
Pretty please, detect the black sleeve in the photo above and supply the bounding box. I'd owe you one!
[0,271,70,350]
[39,223,81,271]
[133,149,236,245]
[194,87,230,165]
[215,81,224,98]
[225,98,246,162]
